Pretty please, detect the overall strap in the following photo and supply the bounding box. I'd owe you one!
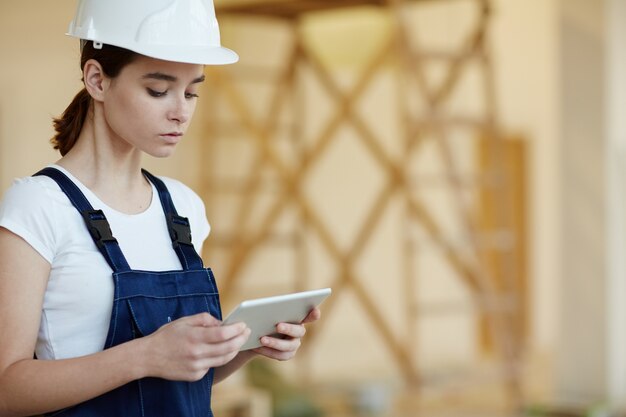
[33,167,131,273]
[141,169,204,270]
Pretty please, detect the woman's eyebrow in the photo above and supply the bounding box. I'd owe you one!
[142,72,205,84]
[143,72,177,82]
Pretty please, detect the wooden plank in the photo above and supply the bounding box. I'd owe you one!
[216,0,428,18]
[216,0,470,19]
[477,136,527,354]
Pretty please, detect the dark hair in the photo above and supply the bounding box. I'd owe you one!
[51,42,139,155]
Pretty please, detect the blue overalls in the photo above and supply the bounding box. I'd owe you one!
[35,167,222,417]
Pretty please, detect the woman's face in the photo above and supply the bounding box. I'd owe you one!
[101,55,205,158]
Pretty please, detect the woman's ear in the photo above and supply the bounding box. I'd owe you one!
[83,59,109,102]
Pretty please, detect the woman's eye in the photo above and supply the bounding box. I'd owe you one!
[185,92,199,99]
[147,88,167,97]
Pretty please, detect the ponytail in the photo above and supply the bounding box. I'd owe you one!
[50,42,138,155]
[50,88,92,156]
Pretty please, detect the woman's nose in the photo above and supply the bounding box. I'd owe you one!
[167,96,190,124]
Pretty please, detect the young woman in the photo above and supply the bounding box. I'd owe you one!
[0,1,320,416]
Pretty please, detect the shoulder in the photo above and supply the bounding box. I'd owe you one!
[152,175,211,243]
[0,174,68,263]
[0,174,70,217]
[157,176,206,215]
[158,176,201,200]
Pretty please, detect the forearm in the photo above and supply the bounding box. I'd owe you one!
[0,339,146,417]
[213,350,257,384]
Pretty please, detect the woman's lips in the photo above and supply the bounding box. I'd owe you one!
[160,132,183,144]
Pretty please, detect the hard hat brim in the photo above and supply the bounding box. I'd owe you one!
[73,36,239,66]
[138,44,239,66]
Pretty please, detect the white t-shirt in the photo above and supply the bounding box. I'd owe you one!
[0,165,210,360]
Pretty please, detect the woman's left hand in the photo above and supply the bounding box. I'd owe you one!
[251,307,321,361]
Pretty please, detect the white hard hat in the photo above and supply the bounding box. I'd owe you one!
[67,0,238,65]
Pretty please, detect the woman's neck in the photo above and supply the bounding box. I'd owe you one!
[56,104,153,215]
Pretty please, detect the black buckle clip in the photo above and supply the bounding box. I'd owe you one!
[167,213,193,248]
[81,210,117,249]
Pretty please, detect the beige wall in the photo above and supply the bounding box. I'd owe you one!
[0,1,75,189]
[555,0,626,407]
[0,0,560,394]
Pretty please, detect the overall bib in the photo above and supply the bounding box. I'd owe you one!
[35,167,222,417]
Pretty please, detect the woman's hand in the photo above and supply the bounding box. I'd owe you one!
[139,312,250,382]
[251,307,321,361]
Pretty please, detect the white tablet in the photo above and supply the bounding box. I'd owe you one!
[221,287,332,351]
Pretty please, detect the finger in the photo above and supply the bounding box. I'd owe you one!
[192,327,251,359]
[196,322,248,344]
[213,332,251,357]
[260,334,301,353]
[275,322,306,338]
[302,308,321,324]
[197,348,241,369]
[253,345,296,362]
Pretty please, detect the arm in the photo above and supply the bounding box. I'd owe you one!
[0,228,250,417]
[0,227,137,416]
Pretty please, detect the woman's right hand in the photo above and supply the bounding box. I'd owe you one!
[139,313,250,382]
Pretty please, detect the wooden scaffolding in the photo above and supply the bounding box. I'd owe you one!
[200,0,527,414]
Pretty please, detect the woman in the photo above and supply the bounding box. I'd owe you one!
[0,1,320,416]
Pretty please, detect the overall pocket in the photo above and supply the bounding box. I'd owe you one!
[127,294,215,337]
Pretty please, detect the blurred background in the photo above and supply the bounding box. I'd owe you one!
[1,0,626,416]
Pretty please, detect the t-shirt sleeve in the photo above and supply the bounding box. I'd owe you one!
[0,177,57,263]
[190,190,211,253]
